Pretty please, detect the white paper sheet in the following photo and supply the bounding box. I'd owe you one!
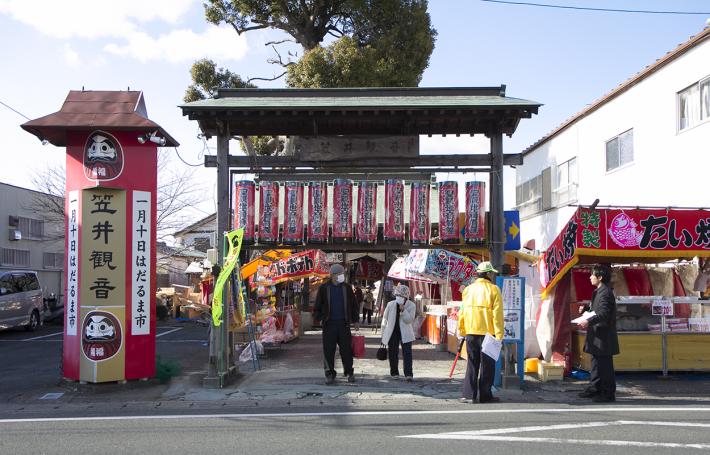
[482,333,502,361]
[571,311,596,324]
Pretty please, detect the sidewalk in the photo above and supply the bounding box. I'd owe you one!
[4,328,710,415]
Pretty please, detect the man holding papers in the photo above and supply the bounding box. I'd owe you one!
[458,261,504,404]
[575,265,620,403]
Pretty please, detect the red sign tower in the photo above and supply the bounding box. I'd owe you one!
[22,91,178,383]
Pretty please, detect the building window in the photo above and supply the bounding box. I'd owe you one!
[192,237,211,252]
[1,248,31,267]
[555,157,577,189]
[605,129,633,172]
[554,157,578,206]
[678,76,710,131]
[15,216,44,240]
[515,174,542,218]
[43,252,64,269]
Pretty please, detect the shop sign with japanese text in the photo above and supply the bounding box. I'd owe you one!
[256,250,330,285]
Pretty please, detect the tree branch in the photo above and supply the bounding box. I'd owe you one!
[265,38,296,46]
[247,71,288,83]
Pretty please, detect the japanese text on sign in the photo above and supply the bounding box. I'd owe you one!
[66,191,79,335]
[81,188,126,312]
[132,191,151,335]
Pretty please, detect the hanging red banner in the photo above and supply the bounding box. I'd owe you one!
[384,179,404,241]
[438,181,459,243]
[282,182,304,245]
[258,181,279,243]
[410,182,430,245]
[356,181,378,244]
[465,181,485,243]
[308,181,328,243]
[234,180,255,244]
[332,179,353,241]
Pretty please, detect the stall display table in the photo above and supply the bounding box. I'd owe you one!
[573,297,710,373]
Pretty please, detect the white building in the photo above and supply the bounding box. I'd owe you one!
[0,182,64,317]
[173,213,216,252]
[516,26,710,251]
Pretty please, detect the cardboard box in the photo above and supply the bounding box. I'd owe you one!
[538,361,564,381]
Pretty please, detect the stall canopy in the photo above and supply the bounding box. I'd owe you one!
[405,249,478,286]
[241,249,292,279]
[388,257,439,283]
[251,249,329,286]
[539,207,710,299]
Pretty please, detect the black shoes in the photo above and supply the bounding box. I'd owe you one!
[479,397,501,403]
[347,374,355,383]
[578,389,599,398]
[325,375,335,385]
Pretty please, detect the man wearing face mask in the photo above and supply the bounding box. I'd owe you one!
[314,263,360,384]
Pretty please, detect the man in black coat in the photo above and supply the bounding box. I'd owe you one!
[314,263,360,384]
[576,265,620,402]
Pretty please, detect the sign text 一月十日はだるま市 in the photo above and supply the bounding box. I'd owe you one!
[67,191,80,335]
[131,191,151,335]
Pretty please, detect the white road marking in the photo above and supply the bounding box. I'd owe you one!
[22,332,63,341]
[1,406,710,424]
[156,327,183,338]
[402,420,710,450]
[404,435,710,450]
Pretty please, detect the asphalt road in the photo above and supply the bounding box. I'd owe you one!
[0,320,209,402]
[1,405,710,454]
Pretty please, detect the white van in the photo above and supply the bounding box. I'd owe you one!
[0,271,43,331]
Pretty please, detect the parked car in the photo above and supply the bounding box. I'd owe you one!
[0,271,43,331]
[43,292,63,322]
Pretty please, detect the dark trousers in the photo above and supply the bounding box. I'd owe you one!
[322,320,354,377]
[462,335,496,402]
[362,308,373,324]
[589,354,616,398]
[387,331,413,377]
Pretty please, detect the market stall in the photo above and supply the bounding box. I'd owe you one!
[537,207,710,374]
[245,249,331,345]
[387,249,479,350]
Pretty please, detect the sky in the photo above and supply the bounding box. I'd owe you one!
[1,0,709,222]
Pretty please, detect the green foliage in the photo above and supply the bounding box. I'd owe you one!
[188,0,437,152]
[203,0,348,50]
[155,355,181,384]
[184,58,256,103]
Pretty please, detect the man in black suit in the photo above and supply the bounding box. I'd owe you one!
[576,265,620,402]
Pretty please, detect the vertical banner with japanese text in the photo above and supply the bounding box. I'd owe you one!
[66,190,79,336]
[80,188,126,383]
[132,191,151,335]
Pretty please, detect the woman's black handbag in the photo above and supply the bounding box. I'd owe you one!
[376,344,388,361]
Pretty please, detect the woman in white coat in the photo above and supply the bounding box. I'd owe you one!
[381,284,416,381]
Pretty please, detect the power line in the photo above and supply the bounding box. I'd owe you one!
[0,99,31,120]
[172,147,204,167]
[481,0,710,15]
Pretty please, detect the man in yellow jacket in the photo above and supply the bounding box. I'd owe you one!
[458,261,504,403]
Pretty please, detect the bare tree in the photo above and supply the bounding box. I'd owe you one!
[28,150,204,243]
